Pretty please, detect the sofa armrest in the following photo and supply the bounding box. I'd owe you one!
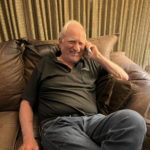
[110,51,150,150]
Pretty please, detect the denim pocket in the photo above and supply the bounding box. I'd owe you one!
[40,117,60,135]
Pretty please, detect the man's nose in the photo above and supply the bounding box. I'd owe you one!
[73,43,80,52]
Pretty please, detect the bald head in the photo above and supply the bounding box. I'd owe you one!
[59,20,86,38]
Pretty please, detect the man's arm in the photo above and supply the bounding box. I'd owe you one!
[85,43,129,80]
[19,100,39,150]
[94,51,129,80]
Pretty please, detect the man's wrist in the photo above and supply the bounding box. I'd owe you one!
[93,52,103,63]
[23,134,35,142]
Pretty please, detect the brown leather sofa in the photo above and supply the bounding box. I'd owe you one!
[0,35,150,150]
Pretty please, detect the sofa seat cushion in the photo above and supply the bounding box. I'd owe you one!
[0,111,19,150]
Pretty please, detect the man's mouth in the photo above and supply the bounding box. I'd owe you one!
[70,50,82,57]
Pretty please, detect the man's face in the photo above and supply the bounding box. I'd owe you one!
[59,25,86,65]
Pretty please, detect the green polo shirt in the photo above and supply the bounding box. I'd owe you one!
[22,55,103,122]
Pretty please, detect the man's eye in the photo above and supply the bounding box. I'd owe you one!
[68,41,75,44]
[79,42,84,46]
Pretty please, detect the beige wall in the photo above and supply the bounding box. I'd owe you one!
[0,0,150,68]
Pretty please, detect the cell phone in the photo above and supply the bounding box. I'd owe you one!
[84,47,92,56]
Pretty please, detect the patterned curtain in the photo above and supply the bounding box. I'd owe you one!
[0,0,150,68]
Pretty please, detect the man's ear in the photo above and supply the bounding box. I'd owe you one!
[59,38,63,44]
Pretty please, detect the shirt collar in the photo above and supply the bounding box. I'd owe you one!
[52,56,90,71]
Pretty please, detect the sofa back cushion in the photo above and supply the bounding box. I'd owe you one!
[0,40,24,111]
[26,34,119,59]
[0,35,118,110]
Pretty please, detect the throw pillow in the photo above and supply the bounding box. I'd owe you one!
[17,39,60,83]
[88,34,119,58]
[96,74,135,115]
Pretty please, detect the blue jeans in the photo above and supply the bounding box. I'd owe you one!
[40,109,146,150]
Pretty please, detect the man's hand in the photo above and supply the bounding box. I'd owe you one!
[83,41,100,61]
[19,138,39,150]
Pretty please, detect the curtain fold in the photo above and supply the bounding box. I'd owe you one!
[0,0,150,68]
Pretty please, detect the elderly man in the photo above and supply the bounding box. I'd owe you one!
[19,20,146,150]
